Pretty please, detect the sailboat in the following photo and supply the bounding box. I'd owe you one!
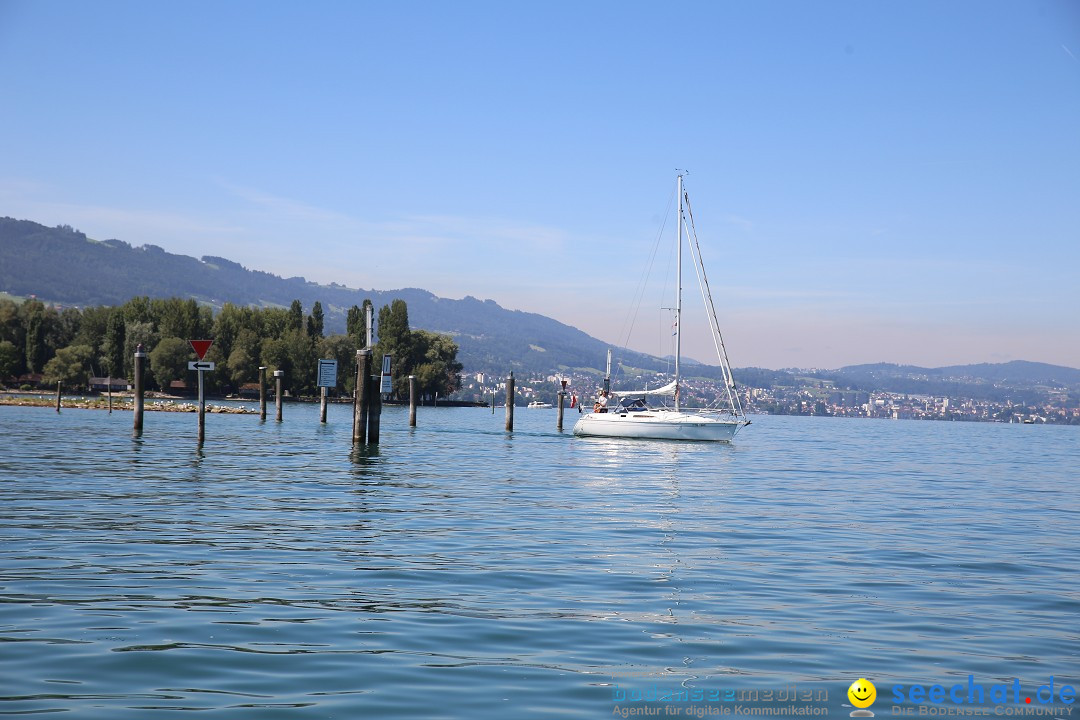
[573,173,750,442]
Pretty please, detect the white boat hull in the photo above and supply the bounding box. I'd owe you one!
[572,410,747,442]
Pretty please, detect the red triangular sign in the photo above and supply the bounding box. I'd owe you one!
[189,339,214,360]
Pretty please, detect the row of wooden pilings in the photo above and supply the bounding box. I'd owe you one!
[129,346,424,442]
[129,349,569,441]
[502,373,571,432]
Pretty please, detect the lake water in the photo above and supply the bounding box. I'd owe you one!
[1,403,1077,718]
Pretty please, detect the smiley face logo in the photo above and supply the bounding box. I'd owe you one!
[848,678,877,709]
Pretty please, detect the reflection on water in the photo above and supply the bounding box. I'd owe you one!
[0,404,1078,718]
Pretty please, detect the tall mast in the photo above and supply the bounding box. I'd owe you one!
[604,348,612,395]
[675,172,683,412]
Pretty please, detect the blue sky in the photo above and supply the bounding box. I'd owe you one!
[1,0,1078,369]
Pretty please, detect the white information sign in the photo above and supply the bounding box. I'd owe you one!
[380,354,392,394]
[188,361,215,371]
[317,359,338,388]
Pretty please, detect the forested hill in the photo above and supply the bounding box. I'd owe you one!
[830,361,1080,387]
[0,217,674,376]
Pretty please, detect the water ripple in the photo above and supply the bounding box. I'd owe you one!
[1,405,1077,717]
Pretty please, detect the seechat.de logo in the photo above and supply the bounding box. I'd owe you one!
[848,678,877,717]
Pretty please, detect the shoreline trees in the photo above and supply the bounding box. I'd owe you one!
[0,296,461,399]
[373,299,463,401]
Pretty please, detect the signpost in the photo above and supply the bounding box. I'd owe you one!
[317,359,338,423]
[189,340,213,360]
[380,354,392,395]
[189,340,214,443]
[317,359,338,388]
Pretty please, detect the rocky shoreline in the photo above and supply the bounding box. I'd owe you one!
[0,394,256,414]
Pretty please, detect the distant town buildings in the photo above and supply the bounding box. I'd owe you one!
[452,367,1080,425]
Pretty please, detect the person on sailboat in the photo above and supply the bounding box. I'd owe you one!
[593,390,610,413]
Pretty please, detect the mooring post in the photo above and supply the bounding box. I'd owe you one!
[54,380,61,412]
[354,349,371,443]
[368,373,381,444]
[197,368,206,444]
[408,374,417,427]
[491,389,495,414]
[107,376,113,414]
[320,385,328,424]
[558,379,569,430]
[505,371,515,432]
[133,344,145,436]
[274,370,284,422]
[258,366,267,421]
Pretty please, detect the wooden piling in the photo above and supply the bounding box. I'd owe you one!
[408,375,417,427]
[505,371,515,432]
[368,373,381,444]
[320,385,328,424]
[353,350,371,443]
[258,366,267,421]
[133,345,146,436]
[557,379,568,430]
[197,368,206,444]
[107,376,113,414]
[365,305,374,348]
[274,370,284,422]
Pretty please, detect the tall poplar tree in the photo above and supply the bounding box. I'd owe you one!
[307,301,324,338]
[102,312,126,378]
[287,300,304,332]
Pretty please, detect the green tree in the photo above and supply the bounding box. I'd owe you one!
[283,329,316,395]
[74,306,112,368]
[260,336,290,378]
[42,344,94,389]
[0,300,26,378]
[56,307,83,350]
[317,334,357,394]
[262,307,291,340]
[201,341,228,394]
[121,296,153,325]
[346,304,363,343]
[0,299,20,345]
[374,300,412,394]
[307,301,324,338]
[123,321,158,380]
[411,330,463,399]
[154,298,202,340]
[228,329,261,388]
[212,303,245,365]
[370,300,461,399]
[287,299,304,333]
[101,311,126,378]
[23,301,47,373]
[0,340,19,380]
[149,337,190,391]
[346,299,374,347]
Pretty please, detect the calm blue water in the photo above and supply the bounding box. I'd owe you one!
[1,404,1077,718]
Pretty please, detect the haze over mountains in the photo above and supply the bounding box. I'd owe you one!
[0,218,669,377]
[2,216,1078,389]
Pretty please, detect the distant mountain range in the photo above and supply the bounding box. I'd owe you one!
[808,361,1080,403]
[0,217,678,377]
[2,217,1077,389]
[827,361,1080,387]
